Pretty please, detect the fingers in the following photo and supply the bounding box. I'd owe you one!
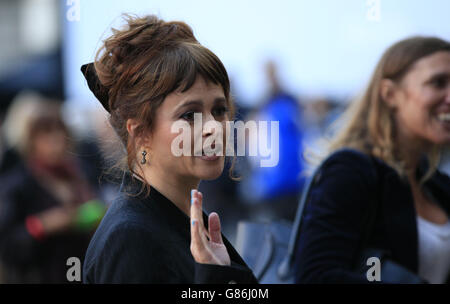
[190,190,206,235]
[190,190,210,262]
[189,190,229,265]
[196,191,210,239]
[190,211,207,259]
[208,212,224,244]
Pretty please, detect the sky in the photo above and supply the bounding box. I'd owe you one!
[63,0,450,109]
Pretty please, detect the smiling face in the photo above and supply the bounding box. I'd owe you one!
[143,76,230,182]
[392,51,450,146]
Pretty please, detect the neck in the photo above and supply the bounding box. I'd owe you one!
[395,127,428,178]
[136,166,200,217]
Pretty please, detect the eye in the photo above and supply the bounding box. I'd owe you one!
[212,106,229,118]
[430,76,448,89]
[180,111,196,122]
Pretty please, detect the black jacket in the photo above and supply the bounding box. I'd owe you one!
[294,149,450,283]
[83,172,257,284]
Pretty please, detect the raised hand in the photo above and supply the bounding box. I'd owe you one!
[189,189,231,266]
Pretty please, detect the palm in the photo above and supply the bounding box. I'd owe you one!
[208,240,231,266]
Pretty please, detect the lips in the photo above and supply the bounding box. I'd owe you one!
[199,154,221,161]
[195,147,223,161]
[195,150,221,161]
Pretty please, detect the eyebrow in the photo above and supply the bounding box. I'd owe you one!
[426,72,450,82]
[175,97,227,112]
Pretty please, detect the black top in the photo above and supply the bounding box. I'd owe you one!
[294,149,450,283]
[83,172,257,284]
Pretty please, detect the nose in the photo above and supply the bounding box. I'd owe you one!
[202,113,218,137]
[203,129,213,137]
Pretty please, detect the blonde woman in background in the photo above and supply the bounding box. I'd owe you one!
[291,37,450,283]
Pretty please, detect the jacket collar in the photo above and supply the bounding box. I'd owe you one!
[117,171,250,266]
[118,171,196,236]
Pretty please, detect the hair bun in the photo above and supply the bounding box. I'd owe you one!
[108,15,197,64]
[85,14,199,112]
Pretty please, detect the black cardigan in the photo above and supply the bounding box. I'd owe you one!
[294,149,450,283]
[83,172,257,284]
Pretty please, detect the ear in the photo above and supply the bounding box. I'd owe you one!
[126,118,139,139]
[126,118,151,150]
[380,79,399,109]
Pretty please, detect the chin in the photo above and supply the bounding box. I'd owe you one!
[198,173,223,181]
[429,120,450,144]
[193,157,225,180]
[434,138,450,145]
[428,132,450,145]
[197,167,224,180]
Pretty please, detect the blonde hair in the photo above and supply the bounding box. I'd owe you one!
[318,36,450,182]
[2,91,67,157]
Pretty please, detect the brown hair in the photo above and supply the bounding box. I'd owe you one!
[322,36,450,182]
[92,14,236,194]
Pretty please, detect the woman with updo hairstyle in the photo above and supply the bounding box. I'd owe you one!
[293,37,450,283]
[81,15,257,283]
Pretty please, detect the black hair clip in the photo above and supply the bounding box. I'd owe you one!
[81,63,110,113]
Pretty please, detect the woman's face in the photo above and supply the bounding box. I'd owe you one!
[144,76,230,182]
[32,128,68,165]
[393,51,450,146]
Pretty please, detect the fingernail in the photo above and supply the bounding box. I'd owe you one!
[192,219,196,226]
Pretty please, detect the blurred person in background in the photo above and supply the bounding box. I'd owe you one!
[0,92,39,176]
[240,60,305,222]
[302,97,342,139]
[0,96,105,283]
[294,36,450,283]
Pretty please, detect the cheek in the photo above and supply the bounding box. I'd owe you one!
[151,124,193,169]
[154,127,180,158]
[222,121,229,152]
[397,89,430,126]
[396,88,446,142]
